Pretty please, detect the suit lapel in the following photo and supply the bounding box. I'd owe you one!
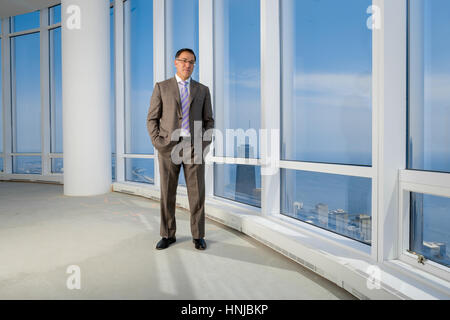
[189,79,199,107]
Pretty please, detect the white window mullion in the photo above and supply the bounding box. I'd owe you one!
[40,9,50,176]
[153,0,165,188]
[376,0,407,263]
[115,0,125,183]
[1,18,11,173]
[371,0,382,263]
[260,0,280,216]
[7,19,16,174]
[199,0,214,198]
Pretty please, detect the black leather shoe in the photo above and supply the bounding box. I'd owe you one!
[193,238,206,250]
[156,237,176,250]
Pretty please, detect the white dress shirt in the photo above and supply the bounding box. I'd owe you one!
[175,74,191,137]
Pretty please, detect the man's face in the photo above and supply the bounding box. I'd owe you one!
[174,51,195,80]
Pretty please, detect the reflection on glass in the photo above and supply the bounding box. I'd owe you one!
[281,169,372,245]
[49,5,61,25]
[13,156,41,174]
[165,0,199,81]
[410,192,450,267]
[408,0,450,173]
[125,158,154,184]
[0,158,3,172]
[214,0,261,158]
[51,158,63,174]
[12,33,41,153]
[280,0,372,165]
[124,0,154,154]
[50,28,62,153]
[214,163,261,207]
[11,11,40,33]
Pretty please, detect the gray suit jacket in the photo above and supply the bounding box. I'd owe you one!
[147,77,214,156]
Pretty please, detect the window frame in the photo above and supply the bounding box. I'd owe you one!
[399,0,450,279]
[398,169,450,281]
[0,7,62,182]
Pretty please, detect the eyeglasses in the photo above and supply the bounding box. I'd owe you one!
[176,58,196,66]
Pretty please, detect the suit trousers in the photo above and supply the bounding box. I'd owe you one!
[158,138,205,239]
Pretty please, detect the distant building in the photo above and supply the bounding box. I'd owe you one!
[237,143,255,159]
[333,209,348,235]
[235,143,256,203]
[293,201,303,217]
[356,214,371,243]
[316,203,328,227]
[347,225,358,238]
[423,241,446,258]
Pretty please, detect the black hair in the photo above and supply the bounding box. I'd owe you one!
[175,48,197,62]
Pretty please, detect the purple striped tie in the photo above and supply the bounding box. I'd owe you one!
[180,81,190,135]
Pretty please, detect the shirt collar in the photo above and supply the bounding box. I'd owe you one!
[175,74,191,85]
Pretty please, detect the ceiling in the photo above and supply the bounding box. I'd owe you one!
[0,0,60,19]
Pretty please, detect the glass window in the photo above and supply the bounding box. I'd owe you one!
[124,0,154,155]
[11,33,41,154]
[51,158,63,174]
[410,192,450,267]
[280,0,372,165]
[125,158,154,184]
[281,169,372,245]
[408,0,450,173]
[13,156,41,174]
[49,5,61,25]
[214,0,261,158]
[50,28,62,154]
[11,11,40,33]
[165,0,199,81]
[214,163,261,208]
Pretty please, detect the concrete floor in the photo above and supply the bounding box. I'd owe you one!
[0,181,356,300]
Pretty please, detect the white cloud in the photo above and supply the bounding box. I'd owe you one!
[285,73,372,109]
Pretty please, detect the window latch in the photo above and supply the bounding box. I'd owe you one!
[408,251,426,265]
[417,254,426,265]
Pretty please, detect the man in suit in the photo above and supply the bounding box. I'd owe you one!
[147,48,214,250]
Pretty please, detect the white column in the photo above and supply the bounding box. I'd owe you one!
[61,0,111,196]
